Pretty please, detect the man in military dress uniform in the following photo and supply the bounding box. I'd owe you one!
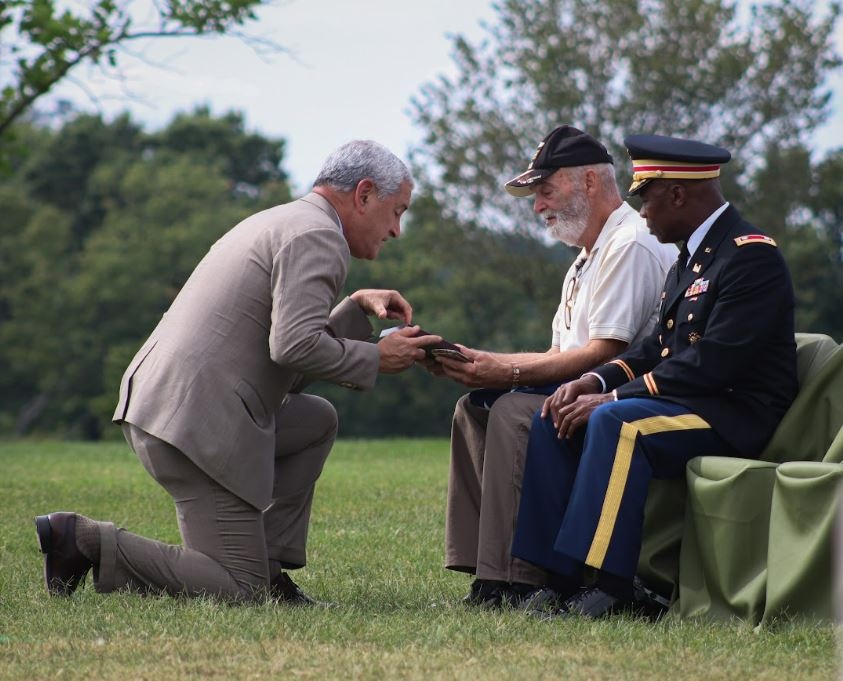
[510,134,798,618]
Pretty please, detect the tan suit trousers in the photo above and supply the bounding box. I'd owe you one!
[445,391,549,585]
[93,394,337,600]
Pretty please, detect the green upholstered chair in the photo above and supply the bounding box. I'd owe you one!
[637,333,843,624]
[761,461,843,623]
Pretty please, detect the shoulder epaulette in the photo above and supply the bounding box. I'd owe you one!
[734,235,777,248]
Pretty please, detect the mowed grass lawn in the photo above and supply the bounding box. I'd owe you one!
[0,439,837,680]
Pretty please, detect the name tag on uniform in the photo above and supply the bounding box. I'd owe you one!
[685,278,710,298]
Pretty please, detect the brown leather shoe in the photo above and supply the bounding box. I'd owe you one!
[35,513,93,596]
[269,572,323,606]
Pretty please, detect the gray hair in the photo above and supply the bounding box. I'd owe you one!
[314,140,413,198]
[557,162,621,203]
[563,163,617,189]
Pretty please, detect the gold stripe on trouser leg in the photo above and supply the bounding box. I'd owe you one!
[584,413,711,569]
[585,422,638,568]
[634,414,709,437]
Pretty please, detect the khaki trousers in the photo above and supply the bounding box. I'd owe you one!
[94,394,337,601]
[445,391,549,585]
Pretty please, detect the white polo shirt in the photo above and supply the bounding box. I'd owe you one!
[552,202,677,351]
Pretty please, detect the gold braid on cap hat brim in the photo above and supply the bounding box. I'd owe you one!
[631,159,721,182]
[629,159,721,193]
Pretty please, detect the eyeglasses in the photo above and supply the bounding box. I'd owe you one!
[564,256,588,330]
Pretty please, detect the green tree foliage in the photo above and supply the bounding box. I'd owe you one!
[0,0,271,141]
[743,144,843,339]
[411,0,841,230]
[0,107,569,439]
[2,0,841,439]
[410,0,842,340]
[3,112,839,440]
[0,122,571,438]
[0,109,291,437]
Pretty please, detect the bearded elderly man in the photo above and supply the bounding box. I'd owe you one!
[436,125,677,608]
[35,140,440,604]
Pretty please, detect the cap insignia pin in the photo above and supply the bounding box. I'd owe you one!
[528,142,544,167]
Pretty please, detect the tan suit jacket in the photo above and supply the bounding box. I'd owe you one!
[113,193,380,509]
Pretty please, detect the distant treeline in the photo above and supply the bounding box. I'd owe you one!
[1,106,840,438]
[0,109,567,438]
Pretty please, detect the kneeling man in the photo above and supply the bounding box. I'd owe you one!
[36,140,438,603]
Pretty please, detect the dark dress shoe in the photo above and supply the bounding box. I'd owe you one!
[462,578,486,605]
[466,579,507,608]
[464,579,540,609]
[632,577,671,621]
[269,572,322,606]
[522,587,569,616]
[559,586,629,619]
[35,513,93,596]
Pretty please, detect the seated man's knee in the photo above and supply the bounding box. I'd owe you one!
[487,392,518,422]
[530,410,558,442]
[454,393,473,420]
[590,400,627,425]
[488,391,540,425]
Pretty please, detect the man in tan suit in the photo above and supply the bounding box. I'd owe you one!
[435,126,676,607]
[35,140,439,603]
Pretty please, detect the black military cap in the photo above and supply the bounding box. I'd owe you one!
[505,125,614,197]
[624,134,731,196]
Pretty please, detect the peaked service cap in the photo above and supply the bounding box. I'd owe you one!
[624,133,731,196]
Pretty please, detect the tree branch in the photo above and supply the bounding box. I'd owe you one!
[0,0,276,139]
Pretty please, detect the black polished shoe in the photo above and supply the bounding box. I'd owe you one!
[521,587,569,616]
[269,572,322,606]
[560,586,630,619]
[632,577,671,621]
[464,579,540,609]
[462,578,485,605]
[34,512,93,596]
[499,582,541,608]
[463,579,504,607]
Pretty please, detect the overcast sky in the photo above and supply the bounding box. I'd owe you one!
[39,0,843,194]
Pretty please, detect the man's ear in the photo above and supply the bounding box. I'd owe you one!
[583,168,597,195]
[669,183,686,208]
[353,179,376,212]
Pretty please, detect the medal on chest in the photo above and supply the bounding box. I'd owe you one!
[684,277,710,298]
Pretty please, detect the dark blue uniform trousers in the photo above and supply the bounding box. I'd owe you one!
[511,398,730,581]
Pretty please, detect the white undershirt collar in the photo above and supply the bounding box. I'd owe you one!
[685,202,729,258]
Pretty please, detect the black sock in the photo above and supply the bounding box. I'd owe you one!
[597,570,633,600]
[547,571,581,599]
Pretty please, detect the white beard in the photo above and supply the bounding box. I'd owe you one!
[542,194,590,247]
